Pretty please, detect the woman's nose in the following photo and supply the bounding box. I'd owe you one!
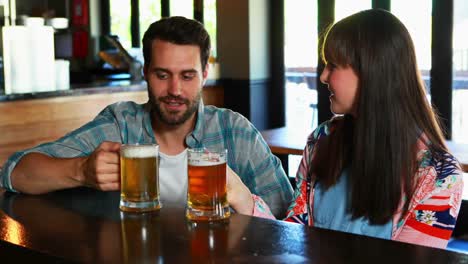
[320,67,329,84]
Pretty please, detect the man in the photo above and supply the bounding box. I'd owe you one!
[0,17,293,218]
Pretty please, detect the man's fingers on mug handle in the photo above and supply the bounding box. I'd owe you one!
[96,173,120,184]
[102,151,120,165]
[99,182,120,191]
[99,141,122,152]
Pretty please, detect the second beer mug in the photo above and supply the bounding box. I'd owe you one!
[120,144,161,212]
[186,148,230,221]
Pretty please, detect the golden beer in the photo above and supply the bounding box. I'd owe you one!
[186,149,230,221]
[120,144,161,212]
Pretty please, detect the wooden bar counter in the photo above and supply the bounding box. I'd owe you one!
[0,188,467,263]
[0,80,223,165]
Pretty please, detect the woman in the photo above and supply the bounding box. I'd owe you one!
[234,9,463,249]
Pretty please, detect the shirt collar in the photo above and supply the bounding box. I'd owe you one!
[143,99,206,148]
[188,99,205,148]
[143,103,157,143]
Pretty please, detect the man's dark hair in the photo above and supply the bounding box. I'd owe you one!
[142,16,211,70]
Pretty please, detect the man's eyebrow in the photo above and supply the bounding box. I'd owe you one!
[151,68,197,74]
[181,69,198,74]
[152,67,170,73]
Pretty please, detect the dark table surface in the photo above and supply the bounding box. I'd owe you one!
[0,188,467,264]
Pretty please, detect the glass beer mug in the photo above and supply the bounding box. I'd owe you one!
[120,144,161,212]
[186,148,230,221]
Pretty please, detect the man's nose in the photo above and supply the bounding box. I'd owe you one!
[168,77,182,96]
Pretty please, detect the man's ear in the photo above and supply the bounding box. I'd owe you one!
[202,63,209,85]
[143,65,148,81]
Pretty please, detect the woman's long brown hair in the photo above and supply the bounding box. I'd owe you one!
[313,9,447,224]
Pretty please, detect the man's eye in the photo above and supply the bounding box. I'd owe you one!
[156,73,168,79]
[182,73,196,80]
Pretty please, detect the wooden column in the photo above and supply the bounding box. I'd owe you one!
[372,0,391,10]
[431,0,454,138]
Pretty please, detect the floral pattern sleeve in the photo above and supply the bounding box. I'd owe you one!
[283,123,330,225]
[250,149,312,223]
[251,146,313,224]
[394,152,464,249]
[251,194,275,219]
[283,145,312,225]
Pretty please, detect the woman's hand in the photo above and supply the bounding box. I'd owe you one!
[227,166,254,215]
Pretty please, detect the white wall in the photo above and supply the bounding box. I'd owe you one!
[249,0,270,80]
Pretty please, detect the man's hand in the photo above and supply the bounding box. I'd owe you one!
[227,166,254,215]
[79,141,121,191]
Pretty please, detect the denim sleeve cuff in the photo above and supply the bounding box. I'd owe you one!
[0,156,20,193]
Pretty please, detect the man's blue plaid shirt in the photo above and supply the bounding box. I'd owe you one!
[0,100,293,218]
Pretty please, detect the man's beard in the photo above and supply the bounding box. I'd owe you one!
[149,90,201,126]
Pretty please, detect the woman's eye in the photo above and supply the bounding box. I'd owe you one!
[327,63,336,70]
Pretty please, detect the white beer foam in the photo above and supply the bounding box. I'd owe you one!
[122,145,158,158]
[188,159,226,166]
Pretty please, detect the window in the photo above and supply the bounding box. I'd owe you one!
[391,0,432,92]
[110,0,132,49]
[204,0,217,58]
[139,1,162,42]
[109,0,215,53]
[284,0,318,132]
[452,0,468,143]
[170,0,194,18]
[284,0,318,176]
[334,0,372,21]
